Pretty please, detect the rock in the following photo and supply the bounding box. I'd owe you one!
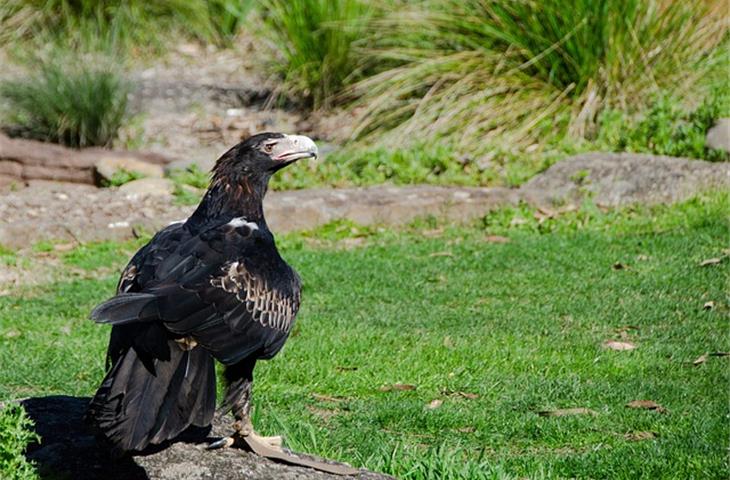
[265,186,520,233]
[164,157,216,175]
[118,178,175,199]
[706,118,730,153]
[0,132,175,185]
[95,157,165,185]
[18,395,391,480]
[520,152,730,207]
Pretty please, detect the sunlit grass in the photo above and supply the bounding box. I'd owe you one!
[0,193,727,479]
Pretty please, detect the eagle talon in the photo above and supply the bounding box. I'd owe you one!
[207,436,235,450]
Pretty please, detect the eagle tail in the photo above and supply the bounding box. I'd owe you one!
[86,339,216,453]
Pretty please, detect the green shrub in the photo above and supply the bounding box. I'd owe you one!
[596,89,730,161]
[0,59,129,148]
[349,0,727,154]
[0,404,38,480]
[261,0,371,108]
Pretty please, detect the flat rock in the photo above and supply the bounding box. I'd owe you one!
[706,118,730,153]
[520,152,730,207]
[118,178,175,199]
[96,157,165,184]
[17,396,390,480]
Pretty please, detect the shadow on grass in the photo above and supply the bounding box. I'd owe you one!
[21,395,211,480]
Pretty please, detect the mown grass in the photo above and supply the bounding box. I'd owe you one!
[0,192,728,479]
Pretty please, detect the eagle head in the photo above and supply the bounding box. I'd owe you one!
[221,132,318,178]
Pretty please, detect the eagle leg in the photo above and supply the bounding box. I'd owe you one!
[207,358,284,452]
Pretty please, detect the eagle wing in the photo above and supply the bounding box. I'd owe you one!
[93,218,301,365]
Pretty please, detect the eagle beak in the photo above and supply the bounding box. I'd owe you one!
[272,135,318,164]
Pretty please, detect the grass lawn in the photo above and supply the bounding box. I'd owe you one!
[0,192,728,479]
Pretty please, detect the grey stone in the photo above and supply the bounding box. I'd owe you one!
[519,152,730,207]
[18,395,392,480]
[96,156,165,184]
[118,178,176,199]
[164,157,216,175]
[706,118,730,153]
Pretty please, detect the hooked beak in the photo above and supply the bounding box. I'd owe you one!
[271,135,318,167]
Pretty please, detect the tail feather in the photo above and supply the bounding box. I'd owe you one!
[87,339,216,452]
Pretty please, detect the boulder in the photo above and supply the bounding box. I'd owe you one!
[118,178,176,199]
[18,395,392,480]
[95,156,165,185]
[706,118,730,153]
[520,152,730,207]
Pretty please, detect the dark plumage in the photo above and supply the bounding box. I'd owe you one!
[86,133,318,453]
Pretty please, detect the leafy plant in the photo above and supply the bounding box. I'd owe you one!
[0,404,38,480]
[596,89,730,161]
[102,169,144,187]
[168,164,209,205]
[0,58,129,148]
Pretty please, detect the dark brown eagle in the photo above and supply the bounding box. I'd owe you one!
[86,132,317,453]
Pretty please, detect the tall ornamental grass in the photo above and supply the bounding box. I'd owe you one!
[261,0,371,108]
[349,0,728,153]
[0,59,129,148]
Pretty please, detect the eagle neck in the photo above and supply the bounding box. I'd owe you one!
[187,173,269,231]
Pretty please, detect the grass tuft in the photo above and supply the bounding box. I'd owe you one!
[0,57,129,148]
[349,0,728,154]
[261,0,371,108]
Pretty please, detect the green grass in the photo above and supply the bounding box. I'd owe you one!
[0,57,129,148]
[0,193,728,478]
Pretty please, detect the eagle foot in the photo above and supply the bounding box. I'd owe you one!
[207,419,283,452]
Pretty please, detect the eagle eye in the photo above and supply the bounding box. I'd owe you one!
[262,142,275,154]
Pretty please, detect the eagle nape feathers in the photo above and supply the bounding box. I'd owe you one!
[85,133,317,454]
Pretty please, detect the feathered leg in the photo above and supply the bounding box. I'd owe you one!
[208,357,282,451]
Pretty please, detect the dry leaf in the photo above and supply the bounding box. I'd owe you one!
[53,243,75,252]
[306,405,339,421]
[636,254,650,261]
[624,431,656,441]
[485,235,510,244]
[603,340,637,351]
[426,399,443,410]
[510,217,527,226]
[335,366,358,372]
[422,228,444,238]
[699,257,723,266]
[703,301,715,310]
[457,392,479,400]
[626,400,666,413]
[693,354,707,366]
[538,407,597,417]
[312,393,346,403]
[443,336,454,348]
[3,330,20,339]
[429,251,454,258]
[457,426,475,433]
[379,383,417,392]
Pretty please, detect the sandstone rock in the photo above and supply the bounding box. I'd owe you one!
[18,395,391,480]
[118,178,175,199]
[520,152,730,207]
[0,132,175,185]
[95,156,165,184]
[706,118,730,153]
